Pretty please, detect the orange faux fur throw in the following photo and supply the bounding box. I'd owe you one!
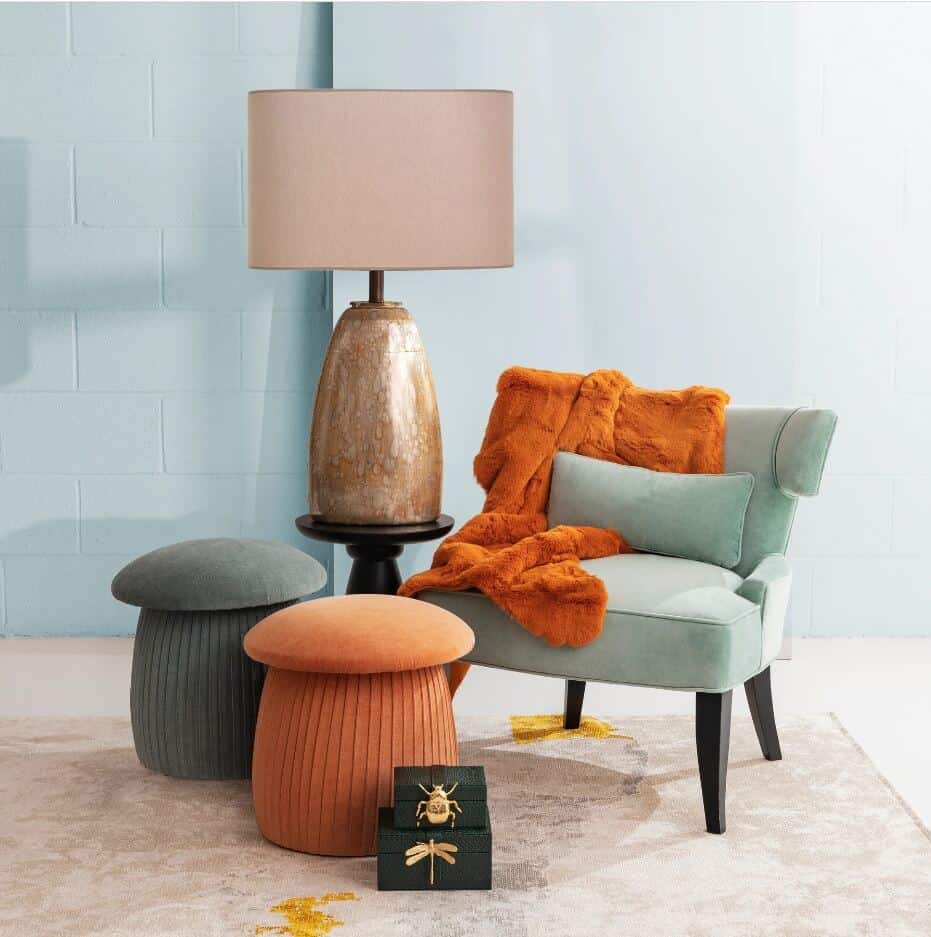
[399,367,729,690]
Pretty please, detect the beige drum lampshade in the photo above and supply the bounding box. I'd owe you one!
[248,89,513,270]
[248,89,513,525]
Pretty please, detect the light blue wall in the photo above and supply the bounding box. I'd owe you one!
[334,3,931,637]
[332,2,799,594]
[4,2,929,638]
[0,3,334,635]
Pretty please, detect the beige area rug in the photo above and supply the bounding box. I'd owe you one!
[2,714,930,937]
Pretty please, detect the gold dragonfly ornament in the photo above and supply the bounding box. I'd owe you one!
[404,839,458,886]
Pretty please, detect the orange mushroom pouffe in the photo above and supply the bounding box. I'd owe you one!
[243,594,475,857]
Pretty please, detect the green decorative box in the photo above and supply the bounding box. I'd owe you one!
[393,764,487,830]
[377,807,492,891]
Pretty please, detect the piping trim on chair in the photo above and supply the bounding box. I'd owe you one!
[770,406,803,498]
[458,658,753,694]
[427,586,760,627]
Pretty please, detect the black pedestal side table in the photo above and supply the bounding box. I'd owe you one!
[295,514,454,595]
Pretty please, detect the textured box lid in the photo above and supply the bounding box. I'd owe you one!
[393,764,487,803]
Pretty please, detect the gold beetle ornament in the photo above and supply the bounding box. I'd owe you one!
[415,782,463,828]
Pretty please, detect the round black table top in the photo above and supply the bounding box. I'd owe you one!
[295,514,455,546]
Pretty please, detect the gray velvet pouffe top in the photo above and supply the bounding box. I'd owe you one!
[112,538,327,780]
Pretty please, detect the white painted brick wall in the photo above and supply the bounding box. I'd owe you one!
[77,310,241,392]
[790,4,931,634]
[0,58,151,140]
[162,228,314,308]
[0,228,162,308]
[161,392,313,474]
[71,2,237,55]
[0,311,75,390]
[153,58,322,140]
[335,3,931,635]
[0,477,79,554]
[0,2,333,635]
[0,395,162,473]
[0,144,72,226]
[76,143,243,227]
[4,2,927,637]
[0,3,67,54]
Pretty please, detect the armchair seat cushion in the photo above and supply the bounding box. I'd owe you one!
[421,554,771,692]
[581,554,743,612]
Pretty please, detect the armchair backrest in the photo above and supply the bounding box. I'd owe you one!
[724,406,837,576]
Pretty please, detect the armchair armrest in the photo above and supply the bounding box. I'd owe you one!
[737,555,792,665]
[774,408,837,497]
[737,554,791,606]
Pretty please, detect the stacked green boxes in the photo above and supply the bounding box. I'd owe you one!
[377,765,492,890]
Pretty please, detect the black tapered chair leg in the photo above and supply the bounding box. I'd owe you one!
[696,690,732,834]
[744,666,782,761]
[563,679,585,730]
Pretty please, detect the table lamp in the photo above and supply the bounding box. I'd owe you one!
[248,89,514,526]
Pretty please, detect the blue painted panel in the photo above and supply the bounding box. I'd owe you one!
[0,3,334,633]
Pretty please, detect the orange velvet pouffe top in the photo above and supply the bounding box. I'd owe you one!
[243,594,474,857]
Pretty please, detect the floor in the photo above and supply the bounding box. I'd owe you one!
[2,636,929,827]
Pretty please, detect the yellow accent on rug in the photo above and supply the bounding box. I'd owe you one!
[509,713,633,744]
[255,894,358,937]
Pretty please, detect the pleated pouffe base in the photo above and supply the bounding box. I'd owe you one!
[130,603,292,780]
[251,665,459,857]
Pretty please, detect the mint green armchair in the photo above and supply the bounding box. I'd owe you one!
[423,406,837,834]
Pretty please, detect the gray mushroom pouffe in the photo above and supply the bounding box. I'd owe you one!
[112,538,327,780]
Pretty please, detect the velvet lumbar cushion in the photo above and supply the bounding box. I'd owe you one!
[548,453,754,569]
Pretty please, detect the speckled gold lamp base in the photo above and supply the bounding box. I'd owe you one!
[309,301,443,525]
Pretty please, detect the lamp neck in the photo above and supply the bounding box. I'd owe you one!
[368,270,384,304]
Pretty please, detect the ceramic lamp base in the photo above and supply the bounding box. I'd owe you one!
[309,300,443,525]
